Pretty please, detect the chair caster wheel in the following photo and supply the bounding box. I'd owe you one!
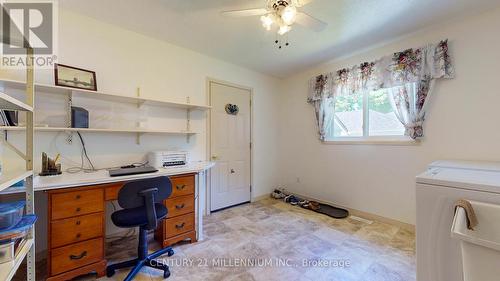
[106,268,115,277]
[164,269,171,278]
[167,249,174,257]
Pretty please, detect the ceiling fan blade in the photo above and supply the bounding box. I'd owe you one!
[295,12,327,32]
[296,0,315,7]
[221,8,268,17]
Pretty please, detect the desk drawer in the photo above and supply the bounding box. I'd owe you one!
[50,213,103,248]
[50,189,104,220]
[165,195,194,218]
[164,213,194,238]
[50,238,103,276]
[170,175,195,198]
[103,183,125,201]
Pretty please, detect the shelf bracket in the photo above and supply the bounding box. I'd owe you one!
[136,132,142,145]
[136,87,145,107]
[186,96,191,123]
[66,92,73,144]
[136,87,142,145]
[0,136,27,160]
[186,101,191,144]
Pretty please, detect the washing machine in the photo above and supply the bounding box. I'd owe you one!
[416,160,500,281]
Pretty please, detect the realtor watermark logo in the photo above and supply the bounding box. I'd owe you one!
[1,0,58,68]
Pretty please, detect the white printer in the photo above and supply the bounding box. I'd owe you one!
[148,151,189,168]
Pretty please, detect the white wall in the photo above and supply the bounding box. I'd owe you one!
[1,9,281,252]
[277,7,500,225]
[4,3,500,253]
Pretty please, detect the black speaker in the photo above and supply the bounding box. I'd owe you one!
[71,106,89,128]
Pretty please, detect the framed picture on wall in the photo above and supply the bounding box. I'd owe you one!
[54,64,97,91]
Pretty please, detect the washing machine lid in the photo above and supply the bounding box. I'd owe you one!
[428,160,500,172]
[417,160,500,194]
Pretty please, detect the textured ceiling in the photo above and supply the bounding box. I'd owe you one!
[60,0,500,78]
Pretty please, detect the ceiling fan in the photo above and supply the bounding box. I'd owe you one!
[221,0,327,48]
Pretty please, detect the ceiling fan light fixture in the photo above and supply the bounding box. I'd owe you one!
[278,25,291,35]
[260,14,274,30]
[281,6,297,25]
[222,0,326,49]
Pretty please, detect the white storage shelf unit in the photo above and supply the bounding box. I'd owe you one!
[0,59,35,281]
[0,111,35,281]
[0,31,37,281]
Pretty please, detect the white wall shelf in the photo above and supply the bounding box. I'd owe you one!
[0,92,33,112]
[0,34,25,49]
[0,79,211,110]
[0,238,34,281]
[0,170,33,193]
[0,126,196,135]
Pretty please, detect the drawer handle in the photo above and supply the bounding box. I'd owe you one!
[176,184,186,190]
[76,233,81,239]
[175,222,185,229]
[175,203,185,209]
[76,220,81,225]
[69,251,87,260]
[76,195,81,199]
[76,207,81,212]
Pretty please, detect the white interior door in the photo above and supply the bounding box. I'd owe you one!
[210,81,251,211]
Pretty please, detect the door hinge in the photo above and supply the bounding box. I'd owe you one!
[249,142,252,149]
[250,185,252,192]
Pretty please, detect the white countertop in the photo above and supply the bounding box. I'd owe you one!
[31,161,215,192]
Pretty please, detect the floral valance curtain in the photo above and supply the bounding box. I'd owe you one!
[307,39,454,140]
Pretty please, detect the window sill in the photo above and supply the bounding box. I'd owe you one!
[323,137,420,146]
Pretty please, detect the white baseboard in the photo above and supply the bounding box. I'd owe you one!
[255,192,415,232]
[251,193,270,203]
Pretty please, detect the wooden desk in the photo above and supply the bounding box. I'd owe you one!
[36,162,213,281]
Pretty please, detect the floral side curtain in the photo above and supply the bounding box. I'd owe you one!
[382,40,454,138]
[307,73,335,141]
[307,39,454,140]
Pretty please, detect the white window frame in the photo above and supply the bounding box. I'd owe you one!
[324,90,418,145]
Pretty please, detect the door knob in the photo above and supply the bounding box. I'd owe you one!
[211,155,218,160]
[230,169,235,174]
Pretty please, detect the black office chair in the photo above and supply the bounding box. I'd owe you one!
[106,176,175,280]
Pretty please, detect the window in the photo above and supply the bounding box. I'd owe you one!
[327,89,405,140]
